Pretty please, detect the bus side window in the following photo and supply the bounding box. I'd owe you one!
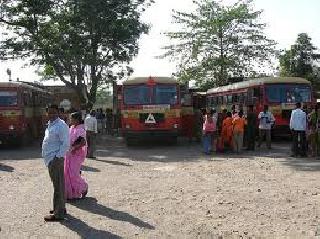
[227,95,232,104]
[247,88,254,105]
[212,97,217,107]
[239,93,244,104]
[233,94,238,103]
[253,87,261,99]
[223,96,228,104]
[23,92,31,106]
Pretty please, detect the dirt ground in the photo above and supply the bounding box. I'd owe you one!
[1,136,320,238]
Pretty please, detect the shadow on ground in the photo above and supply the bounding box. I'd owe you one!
[69,197,155,230]
[0,143,41,160]
[0,163,14,172]
[280,157,320,172]
[61,214,121,239]
[95,137,291,163]
[81,165,101,172]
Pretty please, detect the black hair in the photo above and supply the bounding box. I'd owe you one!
[227,112,232,117]
[90,110,96,116]
[71,112,83,124]
[46,104,59,112]
[296,102,302,108]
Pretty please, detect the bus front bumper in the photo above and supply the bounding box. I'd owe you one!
[0,131,21,144]
[122,129,179,139]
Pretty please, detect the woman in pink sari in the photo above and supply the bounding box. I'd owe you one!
[64,112,88,200]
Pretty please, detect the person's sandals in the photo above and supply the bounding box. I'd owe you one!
[44,214,64,222]
[82,189,88,199]
[49,209,67,214]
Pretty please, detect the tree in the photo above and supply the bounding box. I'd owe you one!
[0,0,154,108]
[279,33,320,88]
[162,0,276,89]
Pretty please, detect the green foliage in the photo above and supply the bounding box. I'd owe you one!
[279,33,320,90]
[162,0,276,89]
[0,0,154,108]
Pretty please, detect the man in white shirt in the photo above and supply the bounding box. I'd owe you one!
[290,102,307,157]
[42,104,70,221]
[258,105,275,149]
[85,110,98,158]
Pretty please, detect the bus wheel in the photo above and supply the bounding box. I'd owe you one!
[19,128,32,147]
[170,136,178,145]
[125,137,134,146]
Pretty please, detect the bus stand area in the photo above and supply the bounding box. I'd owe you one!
[3,77,320,237]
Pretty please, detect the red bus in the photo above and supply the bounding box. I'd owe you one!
[117,76,182,144]
[206,77,313,135]
[0,82,52,145]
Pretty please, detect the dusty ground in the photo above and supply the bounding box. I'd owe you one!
[1,136,320,238]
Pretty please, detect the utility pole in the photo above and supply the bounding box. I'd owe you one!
[6,68,12,82]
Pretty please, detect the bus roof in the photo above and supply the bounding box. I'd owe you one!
[0,81,50,94]
[207,77,310,94]
[123,77,177,85]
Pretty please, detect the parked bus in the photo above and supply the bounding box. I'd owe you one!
[118,76,181,144]
[0,81,52,145]
[206,77,313,135]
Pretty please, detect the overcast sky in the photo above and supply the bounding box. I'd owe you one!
[0,0,319,84]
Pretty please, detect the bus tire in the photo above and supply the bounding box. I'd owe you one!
[125,137,134,146]
[170,136,178,145]
[19,127,32,147]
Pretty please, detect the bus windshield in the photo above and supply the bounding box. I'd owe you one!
[124,85,150,105]
[124,85,178,105]
[154,85,177,104]
[266,84,311,103]
[0,91,18,106]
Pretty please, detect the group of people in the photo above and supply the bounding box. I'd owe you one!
[41,105,100,221]
[201,105,275,155]
[290,102,320,158]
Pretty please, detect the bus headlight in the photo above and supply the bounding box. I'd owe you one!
[173,124,179,129]
[9,125,15,130]
[125,124,131,129]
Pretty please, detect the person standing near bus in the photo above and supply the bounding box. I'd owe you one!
[290,102,307,157]
[202,109,215,155]
[246,105,257,150]
[307,105,317,157]
[258,105,275,149]
[84,110,98,158]
[221,112,233,151]
[42,104,70,221]
[232,111,245,153]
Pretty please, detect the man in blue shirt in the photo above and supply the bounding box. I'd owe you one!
[42,104,70,221]
[290,102,307,157]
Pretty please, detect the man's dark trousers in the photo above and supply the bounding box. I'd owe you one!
[48,157,65,219]
[247,127,256,150]
[292,130,307,156]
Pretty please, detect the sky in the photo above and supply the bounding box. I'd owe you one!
[0,0,319,84]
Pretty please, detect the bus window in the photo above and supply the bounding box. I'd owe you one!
[218,96,223,105]
[227,95,232,104]
[233,94,238,103]
[239,93,244,104]
[0,91,18,106]
[253,87,262,99]
[223,96,228,104]
[212,97,217,106]
[154,85,177,105]
[24,92,32,106]
[124,85,150,105]
[247,89,254,104]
